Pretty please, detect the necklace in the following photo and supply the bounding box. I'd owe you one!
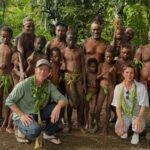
[31,75,48,113]
[118,81,137,117]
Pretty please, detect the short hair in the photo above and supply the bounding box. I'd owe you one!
[122,64,135,72]
[35,35,47,47]
[125,27,135,34]
[87,58,98,67]
[50,47,61,56]
[1,26,13,37]
[120,44,131,51]
[55,22,67,30]
[93,15,104,25]
[105,46,115,57]
[23,16,34,25]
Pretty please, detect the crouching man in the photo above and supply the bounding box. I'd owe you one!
[5,59,68,145]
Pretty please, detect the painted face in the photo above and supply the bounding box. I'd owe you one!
[66,33,77,48]
[91,23,101,39]
[51,51,61,63]
[88,62,97,73]
[55,25,66,39]
[34,38,45,52]
[35,65,50,83]
[122,67,134,82]
[120,48,130,60]
[0,31,12,44]
[23,21,35,33]
[105,52,113,64]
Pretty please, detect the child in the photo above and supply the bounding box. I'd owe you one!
[96,48,117,134]
[116,45,133,83]
[49,47,62,88]
[11,51,21,85]
[26,35,47,76]
[85,58,99,133]
[63,30,86,133]
[0,26,14,133]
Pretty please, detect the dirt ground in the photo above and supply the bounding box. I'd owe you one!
[0,109,150,150]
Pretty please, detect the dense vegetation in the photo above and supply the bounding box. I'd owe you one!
[0,0,150,46]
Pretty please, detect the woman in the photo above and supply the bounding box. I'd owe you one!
[111,64,149,145]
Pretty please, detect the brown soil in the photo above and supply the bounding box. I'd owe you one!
[0,109,150,150]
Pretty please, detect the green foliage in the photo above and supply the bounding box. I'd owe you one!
[0,0,149,45]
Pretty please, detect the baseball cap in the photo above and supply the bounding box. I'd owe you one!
[36,59,50,68]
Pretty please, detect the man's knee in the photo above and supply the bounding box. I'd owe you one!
[18,121,42,139]
[26,124,41,139]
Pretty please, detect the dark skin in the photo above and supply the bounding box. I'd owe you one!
[46,25,67,59]
[82,22,108,67]
[49,50,62,87]
[124,27,136,59]
[125,27,135,43]
[25,37,47,76]
[63,32,86,133]
[116,47,133,83]
[134,31,150,101]
[111,28,126,58]
[85,62,98,132]
[96,51,117,134]
[16,21,35,80]
[11,51,20,85]
[0,30,14,133]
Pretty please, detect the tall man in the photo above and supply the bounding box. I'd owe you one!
[82,16,108,66]
[46,22,67,59]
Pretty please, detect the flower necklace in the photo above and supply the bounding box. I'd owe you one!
[118,81,137,117]
[31,75,49,149]
[31,75,48,113]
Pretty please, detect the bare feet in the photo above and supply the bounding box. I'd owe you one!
[79,126,87,134]
[0,118,3,126]
[101,127,108,135]
[92,125,99,133]
[63,125,71,133]
[6,127,14,134]
[0,126,6,132]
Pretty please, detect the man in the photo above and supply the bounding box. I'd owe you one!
[63,30,86,133]
[16,17,36,80]
[46,22,67,96]
[82,16,108,66]
[46,22,67,59]
[134,30,150,101]
[0,26,14,132]
[124,27,136,58]
[5,59,67,145]
[111,27,126,59]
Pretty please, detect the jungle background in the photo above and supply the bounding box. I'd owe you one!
[0,0,150,46]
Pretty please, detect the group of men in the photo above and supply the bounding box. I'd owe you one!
[0,15,149,147]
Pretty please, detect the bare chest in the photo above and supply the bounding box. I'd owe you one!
[64,50,81,61]
[142,47,150,61]
[0,45,12,59]
[84,40,106,55]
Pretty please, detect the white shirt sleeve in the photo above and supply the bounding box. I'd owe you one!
[111,84,120,107]
[137,82,149,107]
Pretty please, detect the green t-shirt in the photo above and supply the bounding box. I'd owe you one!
[5,76,67,120]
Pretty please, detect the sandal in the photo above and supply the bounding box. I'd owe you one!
[15,129,29,143]
[43,133,61,145]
